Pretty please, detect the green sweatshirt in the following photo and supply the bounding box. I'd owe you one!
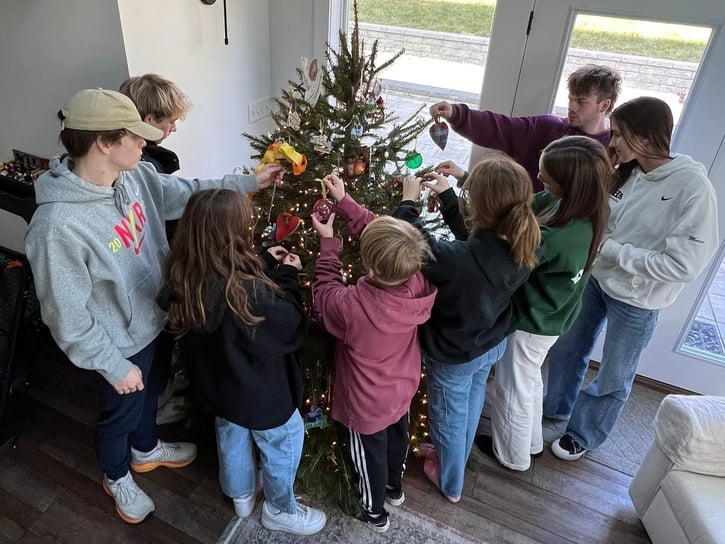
[511,192,594,336]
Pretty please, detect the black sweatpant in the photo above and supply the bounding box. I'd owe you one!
[347,413,409,516]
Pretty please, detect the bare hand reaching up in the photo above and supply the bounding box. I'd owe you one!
[434,160,465,181]
[422,173,452,194]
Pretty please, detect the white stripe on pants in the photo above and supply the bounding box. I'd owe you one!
[491,330,558,471]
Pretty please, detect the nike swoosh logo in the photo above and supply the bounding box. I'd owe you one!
[661,196,673,201]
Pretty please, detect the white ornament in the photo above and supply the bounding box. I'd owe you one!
[301,57,323,106]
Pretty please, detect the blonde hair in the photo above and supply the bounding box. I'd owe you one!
[462,157,540,269]
[360,216,433,287]
[119,73,192,121]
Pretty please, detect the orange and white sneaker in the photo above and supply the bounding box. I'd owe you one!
[103,471,154,523]
[130,439,197,473]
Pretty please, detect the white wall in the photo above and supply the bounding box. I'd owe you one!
[0,0,278,246]
[118,0,274,178]
[0,0,129,160]
[269,0,331,101]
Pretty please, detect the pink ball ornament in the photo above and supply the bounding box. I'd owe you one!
[313,198,335,224]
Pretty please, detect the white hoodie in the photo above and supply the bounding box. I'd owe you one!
[594,154,718,310]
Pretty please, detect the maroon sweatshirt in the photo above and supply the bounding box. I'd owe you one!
[313,195,437,434]
[448,104,610,191]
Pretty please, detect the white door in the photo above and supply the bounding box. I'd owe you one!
[481,0,725,394]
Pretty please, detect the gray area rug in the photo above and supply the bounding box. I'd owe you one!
[217,499,482,544]
[539,366,667,476]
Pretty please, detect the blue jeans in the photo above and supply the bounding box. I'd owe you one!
[543,278,659,450]
[215,409,303,514]
[425,338,507,497]
[96,335,169,480]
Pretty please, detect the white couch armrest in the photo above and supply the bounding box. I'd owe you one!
[655,394,725,476]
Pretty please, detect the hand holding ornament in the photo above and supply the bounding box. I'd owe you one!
[421,172,451,195]
[267,245,289,261]
[255,163,285,189]
[282,252,302,271]
[429,101,454,120]
[311,212,336,238]
[322,173,346,202]
[434,160,465,181]
[401,175,424,202]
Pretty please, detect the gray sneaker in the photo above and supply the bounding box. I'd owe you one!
[103,471,155,524]
[261,500,327,535]
[130,439,197,473]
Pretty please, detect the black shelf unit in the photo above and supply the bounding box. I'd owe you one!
[0,189,37,451]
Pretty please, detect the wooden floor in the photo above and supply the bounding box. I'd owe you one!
[0,329,651,544]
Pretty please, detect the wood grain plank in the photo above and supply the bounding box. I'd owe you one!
[470,461,649,544]
[0,488,43,534]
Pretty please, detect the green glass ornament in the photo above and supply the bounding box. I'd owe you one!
[405,151,422,169]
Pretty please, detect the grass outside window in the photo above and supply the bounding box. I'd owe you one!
[356,0,709,63]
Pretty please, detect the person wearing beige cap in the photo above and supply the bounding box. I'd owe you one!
[24,88,284,524]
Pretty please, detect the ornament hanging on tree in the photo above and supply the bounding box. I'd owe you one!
[405,150,423,169]
[312,122,331,154]
[275,211,301,243]
[313,178,335,224]
[287,108,301,130]
[301,57,323,106]
[372,78,382,101]
[256,141,308,175]
[386,176,402,198]
[427,192,441,213]
[261,223,277,248]
[429,118,449,150]
[313,198,335,224]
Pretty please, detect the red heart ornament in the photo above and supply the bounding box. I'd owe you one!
[429,121,449,150]
[275,212,301,243]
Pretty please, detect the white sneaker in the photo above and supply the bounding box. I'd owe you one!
[261,500,327,535]
[130,439,197,473]
[103,471,155,524]
[233,492,256,518]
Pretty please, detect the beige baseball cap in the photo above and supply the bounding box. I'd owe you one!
[61,88,163,141]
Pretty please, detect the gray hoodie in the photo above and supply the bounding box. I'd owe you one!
[25,156,258,385]
[595,154,718,310]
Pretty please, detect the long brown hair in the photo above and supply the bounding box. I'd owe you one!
[610,96,673,189]
[462,157,540,269]
[163,189,278,334]
[539,136,612,272]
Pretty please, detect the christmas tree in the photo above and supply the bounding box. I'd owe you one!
[244,3,433,513]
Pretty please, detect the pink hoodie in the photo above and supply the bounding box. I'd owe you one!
[313,196,437,434]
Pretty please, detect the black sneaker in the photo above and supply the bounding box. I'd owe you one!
[551,433,587,461]
[359,509,390,533]
[475,433,496,458]
[385,486,405,507]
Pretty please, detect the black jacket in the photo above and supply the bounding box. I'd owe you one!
[393,188,530,364]
[162,255,305,430]
[142,142,180,175]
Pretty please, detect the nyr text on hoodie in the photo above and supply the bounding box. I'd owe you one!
[25,156,259,385]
